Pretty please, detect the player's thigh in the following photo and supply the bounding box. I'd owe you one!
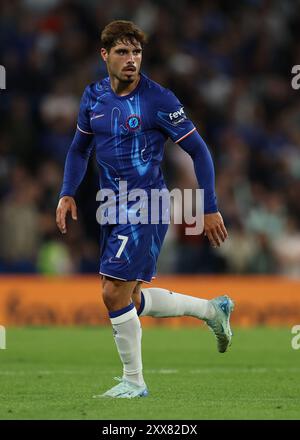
[100,222,168,282]
[100,224,134,282]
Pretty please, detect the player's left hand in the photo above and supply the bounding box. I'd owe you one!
[204,212,228,248]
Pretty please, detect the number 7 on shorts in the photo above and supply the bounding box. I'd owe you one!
[116,235,128,258]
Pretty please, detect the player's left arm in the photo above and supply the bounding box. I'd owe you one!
[155,89,227,247]
[177,130,228,248]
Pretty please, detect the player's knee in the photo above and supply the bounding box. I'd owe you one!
[102,281,119,308]
[101,278,129,310]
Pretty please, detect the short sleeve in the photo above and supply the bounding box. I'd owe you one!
[77,87,93,135]
[155,89,196,143]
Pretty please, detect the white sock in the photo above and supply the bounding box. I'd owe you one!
[138,287,215,320]
[109,303,145,387]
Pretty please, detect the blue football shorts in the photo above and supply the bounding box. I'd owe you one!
[99,222,168,283]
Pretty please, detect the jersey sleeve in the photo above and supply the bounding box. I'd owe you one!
[77,86,93,135]
[155,89,196,143]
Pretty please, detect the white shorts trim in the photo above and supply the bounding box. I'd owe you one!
[99,272,127,281]
[99,272,152,283]
[136,278,151,284]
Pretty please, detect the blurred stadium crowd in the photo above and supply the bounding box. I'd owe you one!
[0,0,300,276]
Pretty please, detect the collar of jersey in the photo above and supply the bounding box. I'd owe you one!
[108,72,146,100]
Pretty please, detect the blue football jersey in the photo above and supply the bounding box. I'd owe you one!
[77,73,196,199]
[60,73,217,280]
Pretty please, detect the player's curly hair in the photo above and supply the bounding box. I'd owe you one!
[101,20,148,52]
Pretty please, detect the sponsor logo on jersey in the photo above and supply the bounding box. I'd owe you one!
[126,114,141,131]
[169,107,187,125]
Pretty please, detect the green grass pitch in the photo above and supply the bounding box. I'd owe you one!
[0,326,299,420]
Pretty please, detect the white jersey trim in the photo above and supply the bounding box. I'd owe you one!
[77,124,93,135]
[174,127,196,144]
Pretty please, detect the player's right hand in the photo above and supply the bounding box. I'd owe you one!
[56,196,77,234]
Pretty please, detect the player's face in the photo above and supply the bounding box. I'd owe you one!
[101,40,142,83]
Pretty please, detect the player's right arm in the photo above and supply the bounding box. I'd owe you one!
[56,87,94,234]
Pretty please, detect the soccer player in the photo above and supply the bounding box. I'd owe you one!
[56,20,234,399]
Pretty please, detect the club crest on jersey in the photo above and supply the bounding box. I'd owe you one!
[126,114,141,131]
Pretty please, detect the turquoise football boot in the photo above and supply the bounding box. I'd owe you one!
[204,295,234,353]
[93,377,149,399]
